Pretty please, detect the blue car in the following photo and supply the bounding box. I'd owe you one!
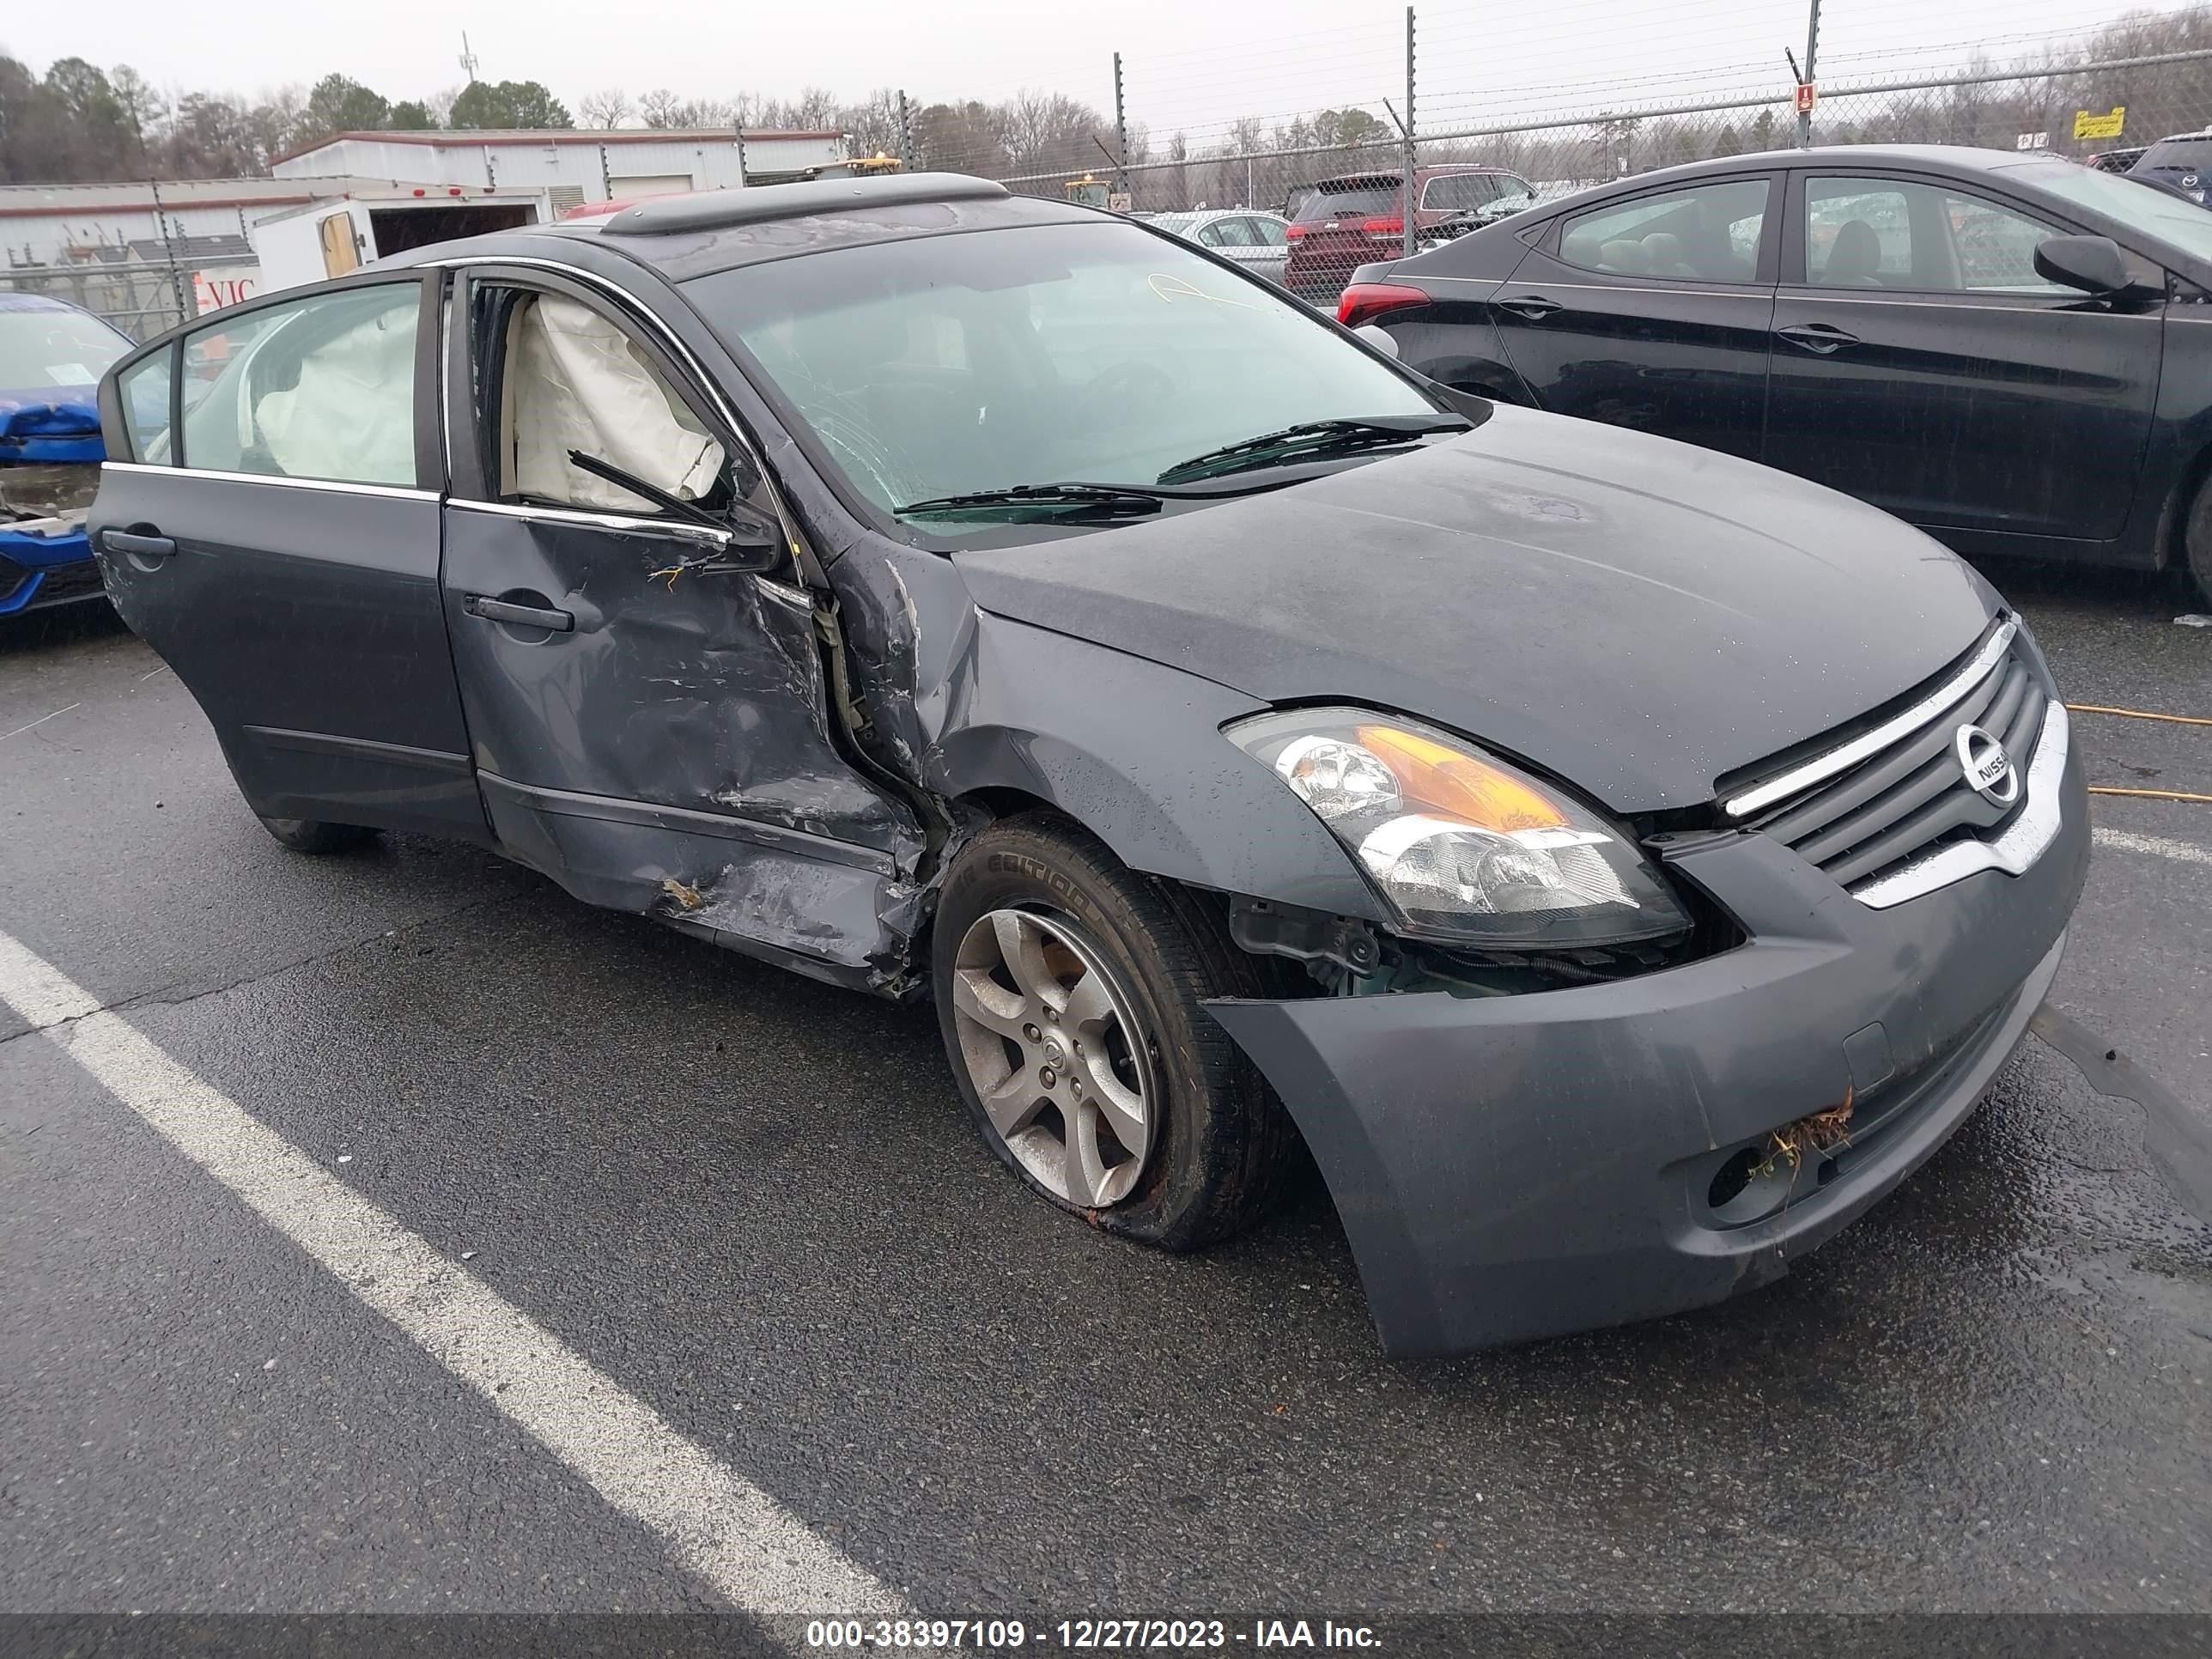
[2,294,135,616]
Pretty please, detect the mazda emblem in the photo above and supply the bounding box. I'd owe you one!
[1954,723,2019,805]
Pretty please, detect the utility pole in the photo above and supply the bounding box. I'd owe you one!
[459,32,480,85]
[896,89,913,168]
[1403,7,1417,259]
[1798,0,1822,148]
[1113,52,1129,198]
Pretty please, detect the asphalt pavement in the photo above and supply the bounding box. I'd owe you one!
[3,565,2209,1631]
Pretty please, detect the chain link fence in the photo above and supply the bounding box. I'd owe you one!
[915,2,2212,300]
[0,258,191,338]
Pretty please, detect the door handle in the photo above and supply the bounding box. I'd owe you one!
[465,595,575,632]
[1498,295,1560,321]
[100,529,176,559]
[1776,323,1860,355]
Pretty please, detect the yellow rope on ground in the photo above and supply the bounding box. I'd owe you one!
[2087,786,2212,804]
[2065,706,2211,799]
[2068,703,2212,727]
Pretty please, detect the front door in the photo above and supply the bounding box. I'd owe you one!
[438,265,917,968]
[90,276,484,839]
[1763,170,2164,544]
[1488,173,1781,460]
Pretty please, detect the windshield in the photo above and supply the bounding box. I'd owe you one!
[0,304,130,395]
[2136,137,2212,173]
[2014,161,2212,264]
[685,220,1436,532]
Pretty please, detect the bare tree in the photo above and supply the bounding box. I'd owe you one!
[996,88,1109,179]
[637,88,686,130]
[579,88,630,130]
[836,88,903,157]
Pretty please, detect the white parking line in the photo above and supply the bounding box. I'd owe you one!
[0,928,904,1620]
[2094,826,2212,869]
[0,702,81,744]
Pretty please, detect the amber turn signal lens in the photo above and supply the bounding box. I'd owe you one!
[1354,724,1569,832]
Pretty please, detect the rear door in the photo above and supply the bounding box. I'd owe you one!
[1764,170,2163,543]
[1196,216,1284,283]
[1486,173,1780,459]
[91,275,485,839]
[438,264,917,953]
[1239,216,1293,284]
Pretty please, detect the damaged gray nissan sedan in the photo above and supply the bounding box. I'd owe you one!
[89,173,2089,1355]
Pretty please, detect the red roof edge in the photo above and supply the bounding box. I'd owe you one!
[273,128,844,167]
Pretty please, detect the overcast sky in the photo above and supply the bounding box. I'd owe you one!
[1,0,2189,139]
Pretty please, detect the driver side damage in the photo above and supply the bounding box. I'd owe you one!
[471,290,941,994]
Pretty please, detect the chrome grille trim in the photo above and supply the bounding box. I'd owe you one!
[1722,616,2019,819]
[1852,702,2069,908]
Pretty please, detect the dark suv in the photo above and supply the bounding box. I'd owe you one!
[1282,166,1532,301]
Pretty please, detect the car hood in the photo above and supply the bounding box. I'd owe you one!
[951,404,1996,812]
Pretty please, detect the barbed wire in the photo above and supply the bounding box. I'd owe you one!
[902,0,2211,235]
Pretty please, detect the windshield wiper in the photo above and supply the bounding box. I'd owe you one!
[568,448,726,531]
[894,483,1169,521]
[1158,414,1471,485]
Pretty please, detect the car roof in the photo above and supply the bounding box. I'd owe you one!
[1298,166,1508,192]
[1460,143,2125,217]
[1159,207,1280,222]
[383,171,1106,283]
[1571,143,2097,183]
[0,292,88,316]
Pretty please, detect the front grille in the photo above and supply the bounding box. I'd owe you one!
[27,556,105,605]
[1734,621,2046,896]
[0,545,103,610]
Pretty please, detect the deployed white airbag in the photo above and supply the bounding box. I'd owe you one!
[508,296,724,510]
[253,304,418,486]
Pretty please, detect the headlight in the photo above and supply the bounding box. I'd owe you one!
[1228,708,1691,948]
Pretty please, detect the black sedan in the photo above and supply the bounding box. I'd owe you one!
[88,173,2085,1355]
[1338,143,2212,598]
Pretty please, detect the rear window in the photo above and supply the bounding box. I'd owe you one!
[2136,138,2212,173]
[1290,183,1401,223]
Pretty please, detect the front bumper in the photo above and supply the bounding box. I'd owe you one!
[1206,720,2089,1356]
[0,527,101,615]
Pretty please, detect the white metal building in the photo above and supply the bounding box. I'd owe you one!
[0,177,386,272]
[271,129,848,212]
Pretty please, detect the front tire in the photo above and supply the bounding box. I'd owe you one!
[2187,471,2212,605]
[256,816,380,854]
[931,814,1297,1249]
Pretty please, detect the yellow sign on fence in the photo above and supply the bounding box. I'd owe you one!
[2074,106,2127,141]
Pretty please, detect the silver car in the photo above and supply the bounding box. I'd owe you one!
[1148,209,1294,285]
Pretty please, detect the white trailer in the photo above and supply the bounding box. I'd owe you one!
[249,187,556,294]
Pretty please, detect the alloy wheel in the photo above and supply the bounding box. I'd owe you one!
[947,908,1157,1208]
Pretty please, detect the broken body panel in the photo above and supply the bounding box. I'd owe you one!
[2,404,105,615]
[88,196,2087,1352]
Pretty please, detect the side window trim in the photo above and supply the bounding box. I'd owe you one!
[446,265,738,512]
[1784,169,2093,296]
[161,272,433,490]
[1552,173,1779,287]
